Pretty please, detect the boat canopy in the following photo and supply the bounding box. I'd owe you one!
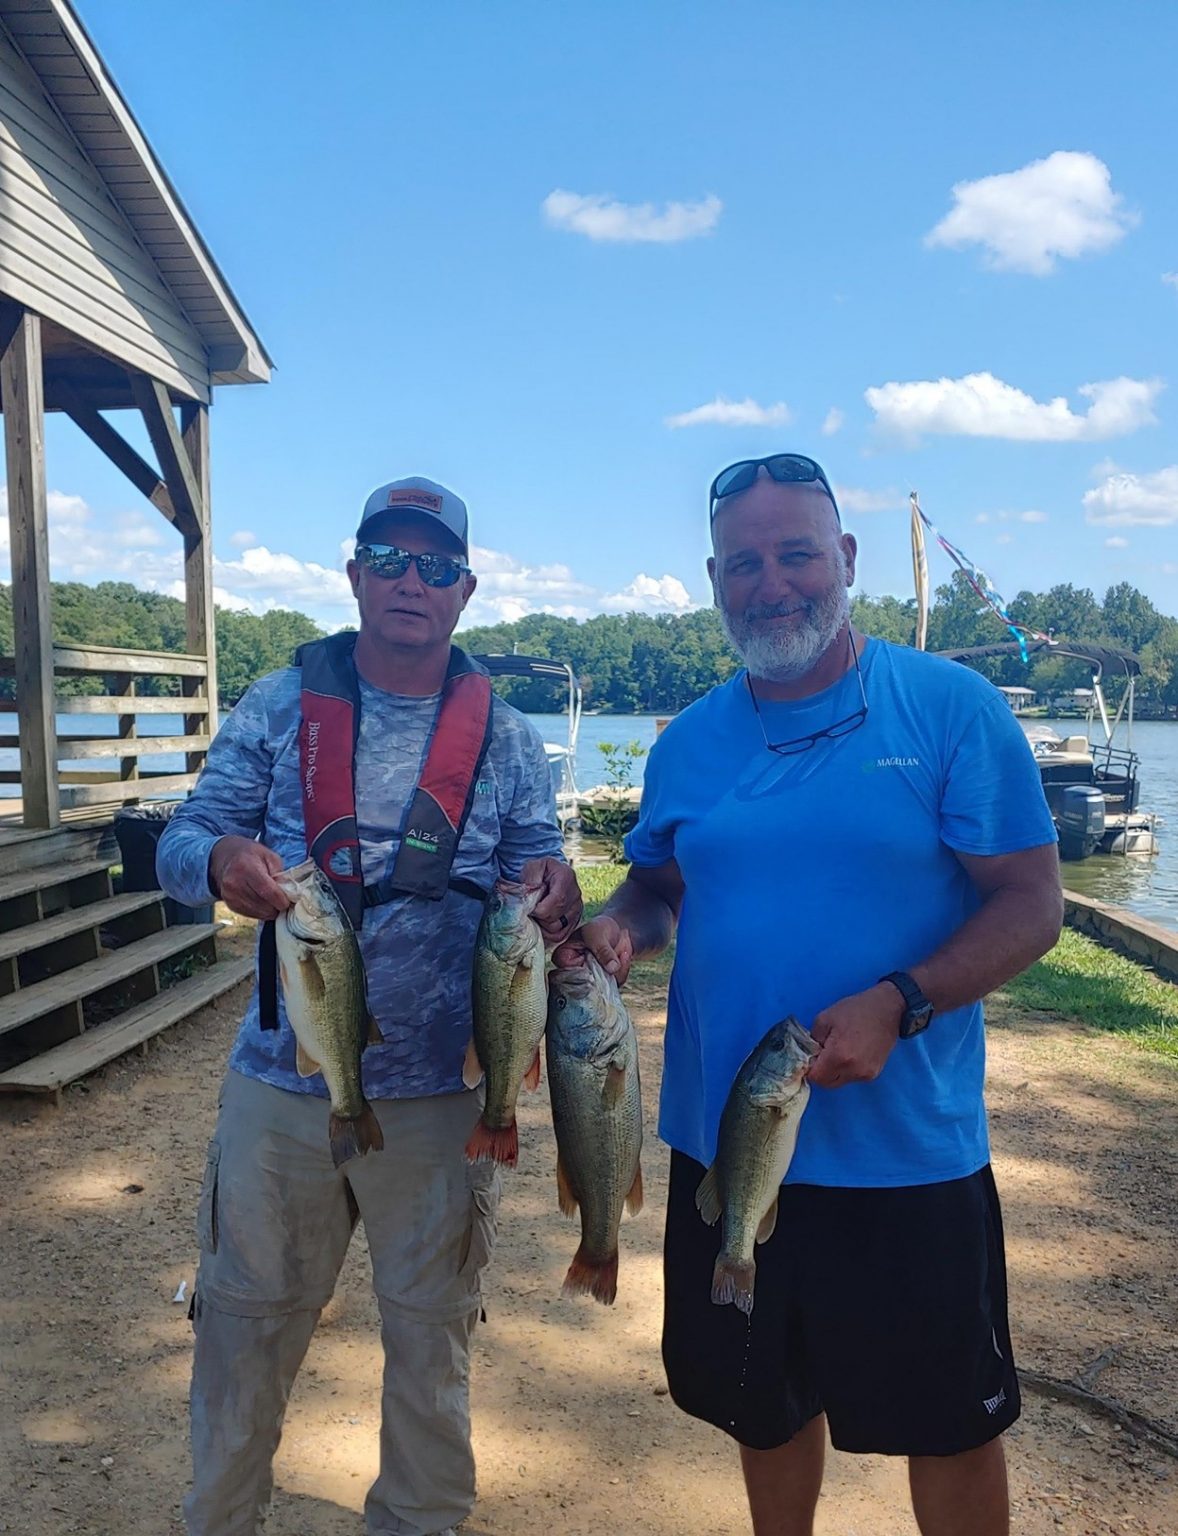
[471,653,580,686]
[935,640,1141,678]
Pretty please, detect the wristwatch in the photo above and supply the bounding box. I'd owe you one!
[880,971,934,1038]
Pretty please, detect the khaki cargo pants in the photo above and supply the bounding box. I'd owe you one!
[186,1070,500,1536]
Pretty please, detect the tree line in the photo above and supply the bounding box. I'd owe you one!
[1,573,1176,716]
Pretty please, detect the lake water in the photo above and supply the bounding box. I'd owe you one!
[535,711,1178,933]
[3,708,1176,931]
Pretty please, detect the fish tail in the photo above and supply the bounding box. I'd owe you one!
[711,1255,756,1315]
[464,1117,519,1168]
[562,1245,619,1306]
[329,1102,384,1169]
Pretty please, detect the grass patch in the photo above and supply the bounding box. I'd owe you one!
[575,863,629,910]
[575,862,675,993]
[1002,928,1178,1059]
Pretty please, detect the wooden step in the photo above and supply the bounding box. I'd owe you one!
[0,891,164,964]
[0,955,254,1097]
[0,818,117,875]
[0,923,221,1038]
[0,857,113,906]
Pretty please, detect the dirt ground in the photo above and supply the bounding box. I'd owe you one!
[2,919,1177,1536]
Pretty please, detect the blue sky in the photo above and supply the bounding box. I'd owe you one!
[11,0,1178,631]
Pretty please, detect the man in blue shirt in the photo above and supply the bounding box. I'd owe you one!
[570,454,1062,1536]
[158,476,582,1536]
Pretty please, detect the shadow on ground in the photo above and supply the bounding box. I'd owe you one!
[1,970,1176,1534]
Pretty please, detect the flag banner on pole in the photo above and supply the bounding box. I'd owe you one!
[910,497,1050,663]
[909,493,929,651]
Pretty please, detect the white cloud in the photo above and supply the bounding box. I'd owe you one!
[975,513,991,524]
[996,533,1014,544]
[0,485,700,631]
[925,151,1134,275]
[665,396,791,430]
[0,489,162,575]
[229,530,258,549]
[162,579,254,613]
[1105,536,1129,548]
[833,484,903,514]
[209,545,356,613]
[600,574,692,614]
[1020,510,1049,523]
[462,546,698,626]
[1163,273,1178,291]
[1083,466,1178,527]
[543,189,721,243]
[821,407,845,436]
[865,371,1162,443]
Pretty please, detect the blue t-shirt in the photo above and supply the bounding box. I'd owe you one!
[624,638,1057,1189]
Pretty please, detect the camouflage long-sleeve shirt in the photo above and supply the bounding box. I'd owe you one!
[155,666,564,1100]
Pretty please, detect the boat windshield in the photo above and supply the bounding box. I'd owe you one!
[1021,723,1063,746]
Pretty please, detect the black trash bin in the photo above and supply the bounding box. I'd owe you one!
[113,803,213,926]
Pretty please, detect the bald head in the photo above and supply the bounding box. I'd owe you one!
[711,476,843,559]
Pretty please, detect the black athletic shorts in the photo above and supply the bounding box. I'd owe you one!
[662,1152,1020,1456]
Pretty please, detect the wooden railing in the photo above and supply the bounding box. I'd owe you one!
[0,645,215,820]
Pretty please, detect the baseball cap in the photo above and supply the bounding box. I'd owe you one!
[356,476,469,556]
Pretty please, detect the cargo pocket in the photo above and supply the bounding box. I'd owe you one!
[458,1160,501,1286]
[195,1140,221,1255]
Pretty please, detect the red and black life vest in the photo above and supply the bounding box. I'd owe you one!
[259,632,493,1027]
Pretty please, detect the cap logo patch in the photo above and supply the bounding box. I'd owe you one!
[386,489,443,512]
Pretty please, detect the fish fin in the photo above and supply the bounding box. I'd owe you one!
[625,1162,644,1218]
[562,1245,618,1306]
[522,1049,542,1092]
[465,1117,518,1169]
[756,1197,779,1245]
[712,1256,756,1315]
[295,1041,320,1079]
[461,1038,484,1090]
[694,1165,722,1226]
[555,1152,579,1217]
[278,959,290,995]
[365,1014,382,1047]
[329,1103,384,1169]
[602,1062,627,1106]
[297,949,327,1001]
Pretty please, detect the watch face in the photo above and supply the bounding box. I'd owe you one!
[900,1005,933,1039]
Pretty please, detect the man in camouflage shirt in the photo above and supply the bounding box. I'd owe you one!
[158,476,581,1536]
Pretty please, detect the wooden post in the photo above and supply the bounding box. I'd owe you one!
[1,307,59,828]
[179,401,218,752]
[114,673,139,785]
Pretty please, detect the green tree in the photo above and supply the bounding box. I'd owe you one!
[1102,583,1165,654]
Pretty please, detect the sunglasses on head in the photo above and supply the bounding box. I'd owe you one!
[709,454,840,523]
[356,543,470,588]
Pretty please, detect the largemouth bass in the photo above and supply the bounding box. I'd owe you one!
[275,858,384,1169]
[465,879,548,1168]
[695,1017,819,1315]
[546,958,643,1306]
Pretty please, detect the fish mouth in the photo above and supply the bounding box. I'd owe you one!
[549,961,597,993]
[276,858,315,901]
[784,1018,821,1058]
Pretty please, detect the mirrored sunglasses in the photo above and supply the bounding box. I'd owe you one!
[357,543,470,588]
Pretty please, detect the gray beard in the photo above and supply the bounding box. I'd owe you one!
[721,576,851,683]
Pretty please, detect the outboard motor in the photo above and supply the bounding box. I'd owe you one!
[1058,785,1105,860]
